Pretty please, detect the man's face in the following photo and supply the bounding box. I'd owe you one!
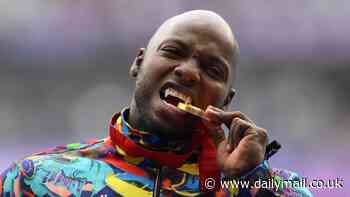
[130,13,237,137]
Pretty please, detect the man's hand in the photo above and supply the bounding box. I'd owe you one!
[202,106,268,178]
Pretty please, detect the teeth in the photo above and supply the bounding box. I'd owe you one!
[164,88,192,104]
[165,88,170,98]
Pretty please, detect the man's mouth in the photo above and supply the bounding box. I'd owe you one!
[156,84,201,127]
[160,86,193,107]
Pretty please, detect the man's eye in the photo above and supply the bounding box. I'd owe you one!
[162,47,178,52]
[160,47,183,57]
[206,66,224,80]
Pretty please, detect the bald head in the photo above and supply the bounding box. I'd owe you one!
[147,10,239,68]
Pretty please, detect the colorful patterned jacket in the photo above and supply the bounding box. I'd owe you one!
[0,109,312,196]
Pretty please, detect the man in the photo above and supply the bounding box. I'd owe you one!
[1,10,312,196]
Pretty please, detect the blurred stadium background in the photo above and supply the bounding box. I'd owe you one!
[0,1,348,196]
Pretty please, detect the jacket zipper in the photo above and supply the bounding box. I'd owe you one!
[153,166,162,197]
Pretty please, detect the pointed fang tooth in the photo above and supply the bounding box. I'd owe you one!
[165,88,170,98]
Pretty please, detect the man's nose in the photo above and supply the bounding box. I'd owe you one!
[174,59,200,87]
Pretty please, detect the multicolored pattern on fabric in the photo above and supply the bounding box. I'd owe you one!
[0,109,312,196]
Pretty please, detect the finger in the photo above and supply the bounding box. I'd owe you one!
[204,106,255,127]
[218,111,255,129]
[227,118,253,151]
[203,106,222,124]
[255,127,269,146]
[206,105,223,113]
[202,106,226,146]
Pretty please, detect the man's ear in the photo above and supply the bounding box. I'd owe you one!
[223,88,235,110]
[129,48,145,78]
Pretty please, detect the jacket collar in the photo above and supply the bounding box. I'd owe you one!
[117,108,193,153]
